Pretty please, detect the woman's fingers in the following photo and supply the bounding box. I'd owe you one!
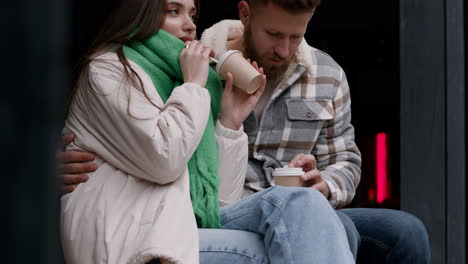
[202,46,212,58]
[225,72,234,93]
[252,61,259,70]
[254,71,266,97]
[208,47,215,58]
[180,40,210,87]
[194,41,205,54]
[184,40,210,57]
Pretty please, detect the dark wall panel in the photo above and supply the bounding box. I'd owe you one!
[446,0,466,263]
[1,0,71,263]
[401,0,467,263]
[400,1,446,263]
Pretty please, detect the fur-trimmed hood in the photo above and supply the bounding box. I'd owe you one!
[200,19,315,78]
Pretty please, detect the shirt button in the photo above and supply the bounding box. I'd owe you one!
[306,111,313,118]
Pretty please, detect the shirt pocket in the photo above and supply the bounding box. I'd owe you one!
[285,99,335,121]
[280,99,335,161]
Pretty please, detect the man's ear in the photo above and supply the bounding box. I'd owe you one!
[238,1,250,25]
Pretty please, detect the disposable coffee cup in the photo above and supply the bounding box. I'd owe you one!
[272,166,304,187]
[216,50,263,94]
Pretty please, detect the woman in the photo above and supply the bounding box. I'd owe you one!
[62,0,262,262]
[61,0,354,263]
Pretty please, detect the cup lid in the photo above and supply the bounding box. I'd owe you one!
[272,166,304,176]
[215,50,242,74]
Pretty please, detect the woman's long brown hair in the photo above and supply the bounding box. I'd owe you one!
[68,0,199,117]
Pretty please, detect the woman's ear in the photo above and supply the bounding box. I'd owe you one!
[238,1,251,26]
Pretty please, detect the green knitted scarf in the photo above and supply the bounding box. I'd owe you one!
[123,29,222,228]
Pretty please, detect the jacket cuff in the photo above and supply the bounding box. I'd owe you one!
[323,177,340,209]
[179,82,210,95]
[215,120,245,140]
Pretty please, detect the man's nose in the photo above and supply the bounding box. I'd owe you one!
[274,38,290,59]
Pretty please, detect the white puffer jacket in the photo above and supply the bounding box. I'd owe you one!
[61,53,248,264]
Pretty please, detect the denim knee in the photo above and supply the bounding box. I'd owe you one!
[336,210,360,260]
[392,212,430,261]
[263,186,330,211]
[261,186,340,222]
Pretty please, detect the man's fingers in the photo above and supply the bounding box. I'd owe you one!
[58,151,95,163]
[289,153,314,168]
[302,171,329,198]
[310,181,329,198]
[59,162,97,174]
[59,173,91,195]
[300,154,316,167]
[60,184,77,195]
[288,153,305,167]
[290,154,316,170]
[301,169,321,182]
[61,174,89,185]
[61,133,76,147]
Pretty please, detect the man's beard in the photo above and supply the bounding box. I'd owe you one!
[243,25,291,80]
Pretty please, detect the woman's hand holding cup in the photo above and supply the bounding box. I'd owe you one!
[219,60,266,130]
[179,40,214,88]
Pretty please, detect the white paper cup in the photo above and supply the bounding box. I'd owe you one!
[216,50,263,94]
[272,166,304,187]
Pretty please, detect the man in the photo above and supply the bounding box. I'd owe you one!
[61,0,430,262]
[206,1,427,263]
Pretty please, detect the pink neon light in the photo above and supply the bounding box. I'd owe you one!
[376,133,387,203]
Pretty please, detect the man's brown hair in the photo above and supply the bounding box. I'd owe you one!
[245,0,320,14]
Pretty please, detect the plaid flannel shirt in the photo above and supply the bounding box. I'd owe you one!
[202,20,362,208]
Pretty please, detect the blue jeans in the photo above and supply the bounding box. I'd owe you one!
[340,208,430,264]
[199,229,267,263]
[199,186,354,264]
[336,210,360,259]
[198,198,430,264]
